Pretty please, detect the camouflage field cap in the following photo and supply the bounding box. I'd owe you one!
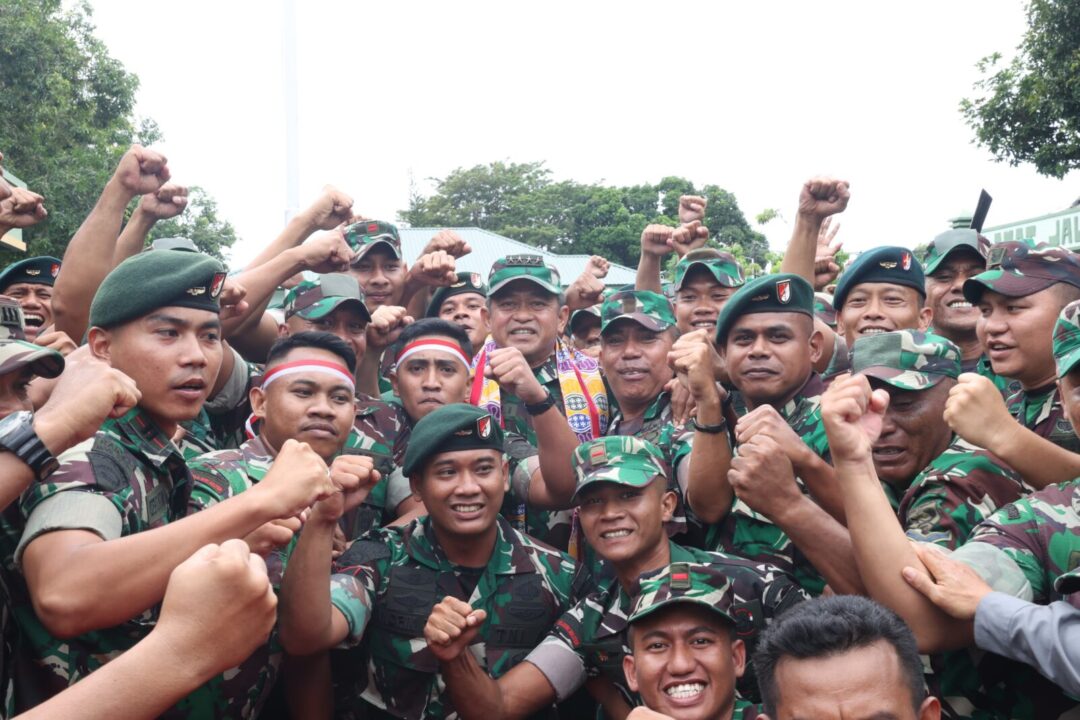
[851,329,961,391]
[571,436,667,504]
[600,289,675,334]
[402,403,504,478]
[283,273,371,323]
[148,237,198,253]
[1054,565,1080,595]
[628,562,736,627]
[833,246,926,310]
[569,305,602,334]
[673,248,744,291]
[814,292,838,328]
[0,256,61,292]
[1053,299,1080,378]
[921,228,990,276]
[714,273,814,346]
[425,271,488,318]
[963,240,1080,303]
[0,296,26,341]
[487,254,562,297]
[0,339,64,379]
[344,220,402,264]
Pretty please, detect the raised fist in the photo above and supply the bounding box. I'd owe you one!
[138,183,189,221]
[111,145,170,197]
[424,596,487,664]
[302,185,355,231]
[253,439,335,519]
[641,224,675,258]
[678,195,707,225]
[671,220,709,257]
[484,346,548,404]
[408,250,458,287]
[820,372,889,464]
[798,177,850,222]
[366,305,412,351]
[422,229,472,259]
[299,230,355,274]
[0,187,48,230]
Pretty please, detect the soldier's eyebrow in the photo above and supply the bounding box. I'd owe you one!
[144,313,222,332]
[638,629,673,644]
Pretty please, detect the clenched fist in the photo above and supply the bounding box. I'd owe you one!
[424,596,487,663]
[798,177,850,222]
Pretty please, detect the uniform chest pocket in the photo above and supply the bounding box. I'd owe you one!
[485,575,557,674]
[370,566,440,675]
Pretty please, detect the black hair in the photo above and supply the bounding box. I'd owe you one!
[390,317,474,360]
[266,331,357,372]
[753,595,926,716]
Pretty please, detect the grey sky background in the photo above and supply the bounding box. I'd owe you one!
[87,1,1075,268]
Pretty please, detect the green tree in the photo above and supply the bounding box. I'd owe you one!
[0,0,236,263]
[961,0,1080,178]
[147,186,236,261]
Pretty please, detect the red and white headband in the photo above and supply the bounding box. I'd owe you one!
[261,359,355,392]
[394,339,470,369]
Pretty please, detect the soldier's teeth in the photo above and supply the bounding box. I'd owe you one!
[665,683,704,698]
[602,529,631,538]
[862,328,886,334]
[948,301,973,308]
[453,504,482,512]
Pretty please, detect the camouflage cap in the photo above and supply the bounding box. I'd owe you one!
[1054,565,1080,595]
[487,254,562,297]
[344,220,402,264]
[833,246,925,310]
[963,240,1080,303]
[571,435,667,504]
[0,296,26,340]
[851,329,961,391]
[402,403,504,478]
[921,228,990,276]
[600,289,675,334]
[148,237,198,253]
[0,339,64,379]
[714,273,814,346]
[283,273,371,323]
[1053,299,1080,378]
[425,271,488,318]
[814,292,838,328]
[628,562,736,627]
[0,256,61,292]
[569,305,602,334]
[673,248,744,291]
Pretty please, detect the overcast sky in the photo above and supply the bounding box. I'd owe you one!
[86,0,1075,268]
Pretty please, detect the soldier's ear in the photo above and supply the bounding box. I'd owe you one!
[87,327,112,363]
[807,326,826,365]
[501,458,510,493]
[918,303,934,331]
[249,385,267,419]
[622,651,639,693]
[660,488,677,522]
[732,637,747,677]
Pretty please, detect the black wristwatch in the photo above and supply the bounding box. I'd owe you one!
[0,411,59,481]
[691,416,728,435]
[524,390,557,416]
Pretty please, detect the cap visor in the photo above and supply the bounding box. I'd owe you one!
[860,366,943,391]
[964,272,1054,302]
[601,313,668,334]
[571,470,658,505]
[0,343,65,379]
[489,277,561,297]
[629,597,736,626]
[351,239,401,264]
[299,297,371,323]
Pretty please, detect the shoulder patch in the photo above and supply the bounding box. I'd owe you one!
[338,538,391,567]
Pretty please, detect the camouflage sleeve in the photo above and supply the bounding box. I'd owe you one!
[948,542,1034,602]
[204,346,254,414]
[187,462,246,513]
[901,470,1009,550]
[961,496,1056,603]
[329,535,393,647]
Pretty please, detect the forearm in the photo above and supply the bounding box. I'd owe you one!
[245,214,316,270]
[53,179,135,338]
[635,253,663,294]
[779,214,820,286]
[684,398,734,523]
[838,455,970,652]
[0,454,37,514]
[113,208,156,266]
[441,651,514,720]
[355,352,382,398]
[279,516,339,654]
[994,426,1080,490]
[773,498,865,596]
[283,652,333,720]
[227,314,281,364]
[795,455,846,524]
[528,406,580,509]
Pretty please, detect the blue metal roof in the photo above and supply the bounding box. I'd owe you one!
[398,227,636,288]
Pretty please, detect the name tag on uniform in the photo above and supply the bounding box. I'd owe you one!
[145,484,169,525]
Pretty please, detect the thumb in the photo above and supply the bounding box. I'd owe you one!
[901,566,937,599]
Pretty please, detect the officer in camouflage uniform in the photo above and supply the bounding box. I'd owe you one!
[278,403,579,720]
[962,239,1080,454]
[623,563,759,720]
[833,245,932,352]
[12,250,336,717]
[692,274,834,595]
[432,436,807,718]
[472,255,609,551]
[425,270,489,354]
[921,228,1015,396]
[0,256,61,343]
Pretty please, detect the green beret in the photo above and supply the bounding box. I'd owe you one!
[0,256,61,292]
[402,403,504,478]
[833,246,925,310]
[89,250,226,329]
[148,237,199,253]
[714,273,814,345]
[425,271,488,318]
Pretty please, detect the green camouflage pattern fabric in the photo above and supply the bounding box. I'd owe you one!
[963,239,1080,302]
[328,515,578,720]
[0,297,27,340]
[715,274,814,346]
[921,228,990,276]
[600,289,675,333]
[973,354,1018,398]
[850,330,961,391]
[707,374,830,596]
[813,292,837,328]
[833,246,925,310]
[1054,299,1080,378]
[931,481,1080,719]
[0,340,63,379]
[11,408,216,718]
[571,436,667,502]
[487,254,562,296]
[343,396,412,534]
[628,561,736,625]
[536,541,808,705]
[344,220,402,262]
[1005,383,1080,454]
[821,333,850,381]
[283,272,370,322]
[673,249,744,291]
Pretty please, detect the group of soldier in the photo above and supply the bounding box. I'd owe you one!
[0,144,1078,720]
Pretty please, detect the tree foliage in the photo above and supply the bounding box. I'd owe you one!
[148,186,236,261]
[0,0,236,263]
[401,162,767,267]
[961,0,1080,178]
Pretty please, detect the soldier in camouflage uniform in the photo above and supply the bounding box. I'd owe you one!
[279,403,579,720]
[427,436,806,718]
[686,274,836,595]
[623,563,759,720]
[472,254,609,551]
[921,228,1015,396]
[669,249,745,336]
[0,256,61,343]
[812,291,850,382]
[426,270,489,354]
[833,245,932,349]
[12,250,339,717]
[568,304,602,358]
